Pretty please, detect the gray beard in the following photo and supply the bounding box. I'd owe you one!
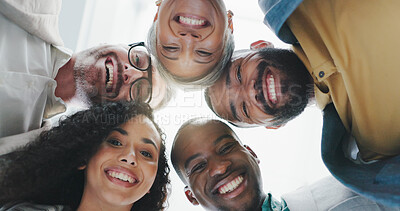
[73,64,96,106]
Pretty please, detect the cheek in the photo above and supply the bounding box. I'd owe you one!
[157,23,174,45]
[87,148,110,169]
[141,162,159,187]
[115,85,131,101]
[188,174,205,194]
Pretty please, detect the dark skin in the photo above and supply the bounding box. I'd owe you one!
[172,119,266,211]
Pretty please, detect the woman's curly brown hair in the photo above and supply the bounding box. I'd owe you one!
[0,102,170,210]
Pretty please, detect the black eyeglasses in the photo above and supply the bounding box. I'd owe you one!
[127,42,153,103]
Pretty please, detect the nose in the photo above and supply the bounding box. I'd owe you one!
[245,80,258,104]
[123,63,147,84]
[178,30,202,40]
[209,159,232,177]
[119,148,137,166]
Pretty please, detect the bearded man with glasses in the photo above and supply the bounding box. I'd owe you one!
[0,0,172,155]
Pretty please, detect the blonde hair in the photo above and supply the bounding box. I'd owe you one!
[147,20,234,88]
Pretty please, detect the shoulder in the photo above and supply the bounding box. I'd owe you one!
[0,0,64,46]
[0,202,68,211]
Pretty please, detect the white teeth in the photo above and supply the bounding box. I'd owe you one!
[218,175,244,194]
[106,63,114,90]
[179,16,205,26]
[268,75,277,102]
[108,171,135,184]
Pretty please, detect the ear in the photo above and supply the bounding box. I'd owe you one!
[184,186,199,206]
[227,10,234,33]
[250,40,274,50]
[153,0,162,22]
[244,145,260,164]
[265,124,284,130]
[78,165,86,170]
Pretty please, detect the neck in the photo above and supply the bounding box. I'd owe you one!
[55,56,76,101]
[257,192,267,211]
[77,187,133,211]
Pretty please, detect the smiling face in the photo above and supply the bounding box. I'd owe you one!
[156,0,228,79]
[172,119,265,211]
[72,44,167,108]
[82,115,161,209]
[207,48,313,127]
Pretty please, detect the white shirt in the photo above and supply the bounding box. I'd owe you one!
[282,176,399,211]
[0,0,71,148]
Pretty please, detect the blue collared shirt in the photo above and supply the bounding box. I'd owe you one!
[262,193,290,211]
[258,0,303,44]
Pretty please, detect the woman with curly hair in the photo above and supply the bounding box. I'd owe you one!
[0,102,170,211]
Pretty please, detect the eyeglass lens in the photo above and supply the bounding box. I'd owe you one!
[130,78,151,103]
[129,45,150,70]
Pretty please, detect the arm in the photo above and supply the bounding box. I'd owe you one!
[0,121,51,156]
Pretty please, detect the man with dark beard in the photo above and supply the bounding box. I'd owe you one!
[0,0,171,155]
[205,47,313,128]
[206,0,400,206]
[171,118,398,211]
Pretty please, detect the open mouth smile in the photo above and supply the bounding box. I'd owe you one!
[256,63,282,110]
[107,170,137,184]
[105,168,139,188]
[211,173,246,199]
[265,69,278,105]
[105,57,115,93]
[174,14,210,28]
[217,175,244,194]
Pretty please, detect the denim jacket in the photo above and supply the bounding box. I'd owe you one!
[258,0,302,44]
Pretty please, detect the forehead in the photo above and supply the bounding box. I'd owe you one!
[174,121,236,158]
[121,115,161,147]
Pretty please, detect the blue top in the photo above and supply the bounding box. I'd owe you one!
[321,103,400,207]
[258,0,303,44]
[262,193,289,211]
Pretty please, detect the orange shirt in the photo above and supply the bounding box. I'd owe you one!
[287,0,400,160]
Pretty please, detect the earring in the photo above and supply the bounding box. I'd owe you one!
[154,0,162,22]
[227,10,234,33]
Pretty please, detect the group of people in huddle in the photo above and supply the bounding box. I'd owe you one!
[1,0,399,210]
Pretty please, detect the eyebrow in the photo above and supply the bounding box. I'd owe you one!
[214,134,234,145]
[226,65,240,122]
[230,102,240,122]
[184,153,201,171]
[111,128,158,151]
[142,138,159,151]
[162,52,214,64]
[183,134,234,171]
[112,127,128,135]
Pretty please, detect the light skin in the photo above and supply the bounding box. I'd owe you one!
[207,48,312,128]
[55,44,167,108]
[78,115,161,211]
[173,119,266,211]
[156,0,229,79]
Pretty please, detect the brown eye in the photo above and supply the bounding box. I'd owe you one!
[219,142,235,154]
[236,64,242,83]
[107,139,122,146]
[242,102,250,118]
[196,50,212,57]
[140,151,152,158]
[163,45,179,52]
[191,162,206,174]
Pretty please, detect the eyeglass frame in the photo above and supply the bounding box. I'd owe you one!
[127,42,153,104]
